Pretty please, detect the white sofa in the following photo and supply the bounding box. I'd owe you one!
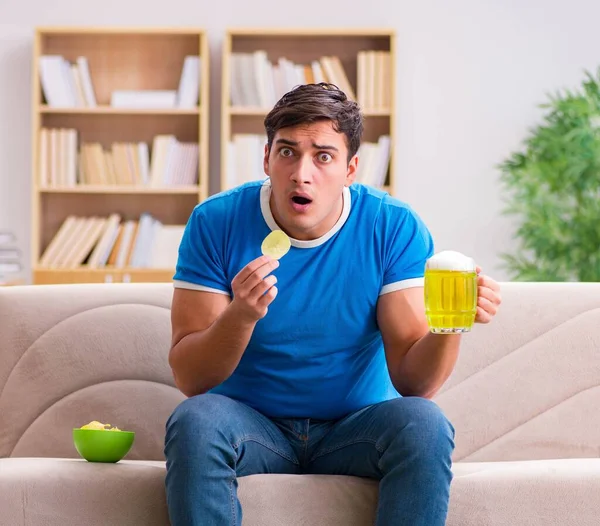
[1,281,600,525]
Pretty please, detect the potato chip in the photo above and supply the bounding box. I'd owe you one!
[80,420,121,431]
[80,420,109,430]
[261,230,291,260]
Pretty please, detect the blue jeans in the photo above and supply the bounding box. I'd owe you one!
[164,393,455,525]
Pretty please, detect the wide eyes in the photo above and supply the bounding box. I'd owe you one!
[278,148,333,163]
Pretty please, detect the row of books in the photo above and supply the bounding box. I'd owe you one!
[0,231,21,278]
[229,51,391,110]
[230,53,353,109]
[224,133,390,190]
[356,51,392,111]
[38,213,185,270]
[39,56,96,108]
[38,129,199,187]
[224,134,267,190]
[354,135,392,189]
[39,55,200,109]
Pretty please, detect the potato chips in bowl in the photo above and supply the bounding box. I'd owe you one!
[73,420,135,463]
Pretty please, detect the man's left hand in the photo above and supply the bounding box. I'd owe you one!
[475,266,501,324]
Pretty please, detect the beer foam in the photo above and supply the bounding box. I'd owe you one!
[426,250,476,271]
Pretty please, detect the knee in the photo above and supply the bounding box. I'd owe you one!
[386,397,455,454]
[165,393,236,444]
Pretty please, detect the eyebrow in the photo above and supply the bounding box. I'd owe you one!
[275,138,339,152]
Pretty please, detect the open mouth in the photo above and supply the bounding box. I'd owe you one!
[291,196,312,205]
[290,194,313,213]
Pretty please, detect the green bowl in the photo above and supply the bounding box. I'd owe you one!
[72,428,135,463]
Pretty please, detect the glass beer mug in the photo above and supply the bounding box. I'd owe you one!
[424,251,478,333]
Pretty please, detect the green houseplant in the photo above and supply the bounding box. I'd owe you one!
[498,68,600,282]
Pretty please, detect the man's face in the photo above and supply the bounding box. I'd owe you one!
[263,120,357,241]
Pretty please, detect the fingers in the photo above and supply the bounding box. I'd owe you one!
[230,255,280,322]
[242,260,279,295]
[475,306,492,324]
[232,256,279,284]
[477,272,501,293]
[474,266,502,325]
[232,256,279,289]
[478,284,501,306]
[256,282,279,311]
[476,267,502,306]
[477,296,498,319]
[248,274,277,302]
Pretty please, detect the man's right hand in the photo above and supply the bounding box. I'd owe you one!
[169,255,279,396]
[229,255,279,323]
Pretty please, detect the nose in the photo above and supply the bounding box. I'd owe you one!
[290,154,313,185]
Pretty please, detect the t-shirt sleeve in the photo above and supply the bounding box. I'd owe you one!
[172,205,231,295]
[380,204,434,295]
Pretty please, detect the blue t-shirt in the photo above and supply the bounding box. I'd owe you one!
[173,179,434,420]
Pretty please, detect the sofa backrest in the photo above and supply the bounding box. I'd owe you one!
[1,281,600,463]
[0,283,183,461]
[435,281,600,462]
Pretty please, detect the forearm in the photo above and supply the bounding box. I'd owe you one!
[391,332,462,399]
[169,304,256,397]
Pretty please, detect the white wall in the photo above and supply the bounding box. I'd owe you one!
[2,0,600,283]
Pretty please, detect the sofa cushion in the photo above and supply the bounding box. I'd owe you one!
[0,458,169,526]
[3,457,600,526]
[448,458,600,525]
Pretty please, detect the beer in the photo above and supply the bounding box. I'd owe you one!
[424,251,477,333]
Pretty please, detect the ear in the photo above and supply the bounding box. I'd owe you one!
[263,143,270,176]
[344,154,358,187]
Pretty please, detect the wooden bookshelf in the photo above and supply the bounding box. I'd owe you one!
[31,26,209,285]
[221,27,395,195]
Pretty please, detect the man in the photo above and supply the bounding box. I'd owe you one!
[165,83,502,525]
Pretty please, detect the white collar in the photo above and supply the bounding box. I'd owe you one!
[259,178,351,249]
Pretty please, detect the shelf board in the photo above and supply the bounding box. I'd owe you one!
[227,27,395,37]
[38,185,200,195]
[33,267,175,285]
[228,107,269,116]
[228,106,391,117]
[36,26,205,35]
[34,266,174,273]
[39,105,200,116]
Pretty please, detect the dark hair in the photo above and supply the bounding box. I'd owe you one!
[264,83,363,163]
